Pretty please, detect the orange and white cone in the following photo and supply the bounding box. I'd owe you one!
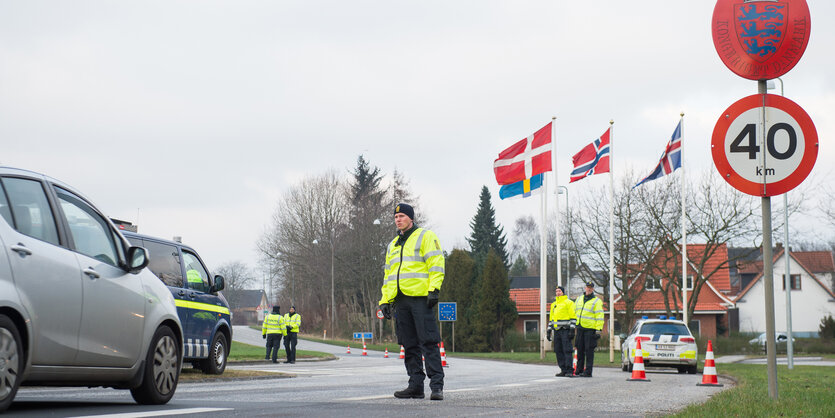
[399,345,405,359]
[384,348,389,358]
[346,346,351,354]
[362,342,368,357]
[572,348,578,376]
[440,342,449,367]
[697,340,724,387]
[627,339,651,382]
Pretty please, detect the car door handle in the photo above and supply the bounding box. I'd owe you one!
[83,268,100,279]
[178,290,186,297]
[188,292,197,298]
[11,243,32,256]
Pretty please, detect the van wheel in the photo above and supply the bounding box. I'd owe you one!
[200,333,227,375]
[0,315,23,413]
[687,365,698,374]
[131,326,180,405]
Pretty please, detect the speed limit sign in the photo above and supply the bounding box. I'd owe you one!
[712,94,818,196]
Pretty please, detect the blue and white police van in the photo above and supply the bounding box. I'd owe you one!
[117,225,232,374]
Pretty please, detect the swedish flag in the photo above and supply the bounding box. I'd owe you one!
[499,174,543,200]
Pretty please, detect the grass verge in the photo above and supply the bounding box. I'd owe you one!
[179,367,281,381]
[228,341,335,362]
[673,364,835,417]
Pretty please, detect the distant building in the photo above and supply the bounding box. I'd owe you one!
[222,289,270,325]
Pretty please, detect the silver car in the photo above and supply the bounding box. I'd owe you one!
[0,167,183,412]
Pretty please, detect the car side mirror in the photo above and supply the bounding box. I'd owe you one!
[126,246,149,274]
[619,333,626,340]
[213,275,225,292]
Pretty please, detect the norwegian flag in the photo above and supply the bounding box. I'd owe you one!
[493,122,552,185]
[634,120,682,188]
[569,127,611,183]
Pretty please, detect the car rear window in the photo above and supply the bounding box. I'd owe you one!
[639,322,690,336]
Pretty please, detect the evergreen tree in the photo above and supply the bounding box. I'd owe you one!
[438,249,477,350]
[471,249,517,352]
[467,186,509,269]
[509,255,528,277]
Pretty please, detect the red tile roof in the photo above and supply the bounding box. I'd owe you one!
[735,249,835,300]
[792,251,835,273]
[510,288,542,313]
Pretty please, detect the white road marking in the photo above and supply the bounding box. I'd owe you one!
[71,407,233,418]
[336,394,393,401]
[532,379,555,383]
[495,383,528,388]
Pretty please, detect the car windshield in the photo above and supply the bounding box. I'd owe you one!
[639,322,690,336]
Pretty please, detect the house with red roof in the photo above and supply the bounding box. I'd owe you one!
[734,246,835,336]
[611,243,736,337]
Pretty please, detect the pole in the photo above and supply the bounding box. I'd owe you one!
[554,117,562,308]
[331,228,336,336]
[539,173,548,360]
[681,113,688,327]
[784,193,793,369]
[759,79,778,399]
[608,119,615,363]
[558,186,570,297]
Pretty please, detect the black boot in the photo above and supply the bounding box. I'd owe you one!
[430,389,443,400]
[394,387,424,399]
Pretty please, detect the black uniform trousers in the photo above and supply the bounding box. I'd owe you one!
[265,334,282,361]
[574,327,599,376]
[395,295,444,392]
[553,328,573,373]
[284,332,298,363]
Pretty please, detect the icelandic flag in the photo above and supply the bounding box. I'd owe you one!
[569,128,611,183]
[499,174,544,200]
[493,122,552,185]
[633,120,682,188]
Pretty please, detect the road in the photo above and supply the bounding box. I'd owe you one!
[9,326,730,417]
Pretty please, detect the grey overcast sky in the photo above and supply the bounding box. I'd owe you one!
[2,1,833,274]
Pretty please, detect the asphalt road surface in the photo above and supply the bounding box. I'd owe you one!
[10,326,730,417]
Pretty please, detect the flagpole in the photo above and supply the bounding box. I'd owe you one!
[681,113,688,327]
[540,171,548,360]
[554,117,562,299]
[608,119,615,363]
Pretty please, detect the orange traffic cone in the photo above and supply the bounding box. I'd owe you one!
[346,346,351,354]
[399,345,405,359]
[362,342,368,357]
[440,342,449,367]
[384,348,389,358]
[697,340,724,387]
[572,348,578,376]
[627,339,651,381]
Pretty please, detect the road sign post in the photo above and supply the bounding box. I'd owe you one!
[438,302,456,352]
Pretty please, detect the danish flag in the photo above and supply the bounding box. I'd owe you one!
[493,122,552,185]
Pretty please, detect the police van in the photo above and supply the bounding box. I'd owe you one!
[119,227,232,374]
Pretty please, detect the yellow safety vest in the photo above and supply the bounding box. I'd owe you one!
[379,227,445,305]
[284,313,301,333]
[549,295,576,328]
[262,313,284,335]
[574,295,604,330]
[186,269,204,284]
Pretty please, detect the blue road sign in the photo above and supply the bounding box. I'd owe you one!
[353,332,373,339]
[438,302,456,322]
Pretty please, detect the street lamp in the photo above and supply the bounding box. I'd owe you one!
[767,77,793,369]
[557,186,570,297]
[313,227,336,336]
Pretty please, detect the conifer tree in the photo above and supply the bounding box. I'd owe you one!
[472,249,517,352]
[467,186,509,269]
[438,249,477,350]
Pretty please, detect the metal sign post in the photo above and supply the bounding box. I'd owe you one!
[438,302,457,352]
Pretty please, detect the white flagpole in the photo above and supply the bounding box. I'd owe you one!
[681,113,688,327]
[540,171,548,359]
[554,117,562,299]
[608,119,615,363]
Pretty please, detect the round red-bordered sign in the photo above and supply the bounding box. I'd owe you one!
[712,0,811,80]
[712,94,817,197]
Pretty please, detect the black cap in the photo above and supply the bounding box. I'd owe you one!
[394,203,414,220]
[585,282,594,288]
[556,286,565,294]
[272,306,280,314]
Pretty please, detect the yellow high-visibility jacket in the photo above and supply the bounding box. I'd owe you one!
[549,295,577,329]
[574,295,604,331]
[262,313,285,336]
[379,227,445,305]
[284,313,301,333]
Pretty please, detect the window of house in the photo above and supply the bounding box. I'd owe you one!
[645,276,662,291]
[688,320,701,335]
[524,320,539,340]
[685,275,694,290]
[782,274,801,290]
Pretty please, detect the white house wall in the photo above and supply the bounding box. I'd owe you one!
[737,255,835,335]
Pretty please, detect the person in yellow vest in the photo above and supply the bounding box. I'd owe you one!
[547,286,576,377]
[283,306,301,364]
[574,282,604,377]
[262,306,284,363]
[378,203,445,401]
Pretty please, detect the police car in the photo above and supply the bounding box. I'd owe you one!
[119,228,232,375]
[620,316,698,374]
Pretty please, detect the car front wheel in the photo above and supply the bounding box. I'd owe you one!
[131,326,180,405]
[0,315,23,413]
[200,333,228,375]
